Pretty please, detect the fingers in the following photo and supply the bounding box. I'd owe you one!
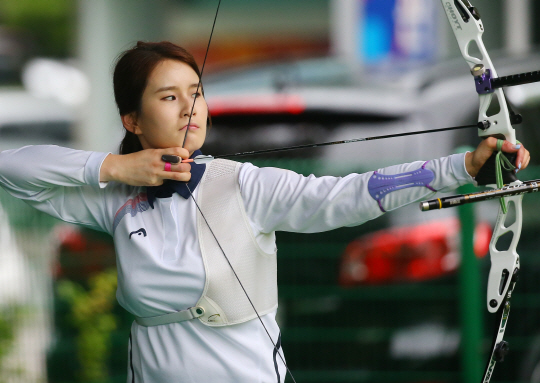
[515,146,531,174]
[162,147,190,160]
[158,148,192,181]
[483,138,531,174]
[163,161,191,173]
[482,136,499,150]
[160,168,192,182]
[499,140,521,153]
[482,137,520,152]
[498,140,530,174]
[161,160,191,182]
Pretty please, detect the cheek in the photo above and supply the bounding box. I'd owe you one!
[139,99,158,124]
[200,103,209,122]
[141,102,171,127]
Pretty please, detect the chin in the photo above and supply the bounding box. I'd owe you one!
[184,140,204,153]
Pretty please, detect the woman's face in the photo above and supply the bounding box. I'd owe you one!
[126,59,208,155]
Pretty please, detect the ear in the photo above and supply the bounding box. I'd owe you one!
[121,112,141,135]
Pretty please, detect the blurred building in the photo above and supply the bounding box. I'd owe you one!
[75,0,535,151]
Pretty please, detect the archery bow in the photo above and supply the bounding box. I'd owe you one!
[438,1,523,381]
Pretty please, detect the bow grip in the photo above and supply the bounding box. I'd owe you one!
[475,152,518,186]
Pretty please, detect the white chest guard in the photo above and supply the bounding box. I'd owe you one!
[134,159,278,328]
[194,159,278,326]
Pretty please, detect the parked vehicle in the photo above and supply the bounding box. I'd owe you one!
[338,217,491,286]
[0,88,75,151]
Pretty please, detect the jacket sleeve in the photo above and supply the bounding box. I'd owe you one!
[238,153,474,234]
[0,145,113,233]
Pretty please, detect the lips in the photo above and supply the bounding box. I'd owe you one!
[181,123,199,130]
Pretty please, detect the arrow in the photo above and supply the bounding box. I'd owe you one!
[183,123,480,164]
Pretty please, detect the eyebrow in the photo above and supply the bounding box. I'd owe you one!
[155,83,200,93]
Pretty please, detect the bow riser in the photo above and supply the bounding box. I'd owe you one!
[478,89,516,144]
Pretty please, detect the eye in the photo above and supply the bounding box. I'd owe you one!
[162,95,176,101]
[192,92,202,99]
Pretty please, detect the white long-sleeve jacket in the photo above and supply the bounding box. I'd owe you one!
[0,145,473,382]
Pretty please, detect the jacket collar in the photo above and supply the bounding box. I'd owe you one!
[146,149,206,208]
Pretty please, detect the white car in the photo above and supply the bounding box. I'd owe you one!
[0,87,75,151]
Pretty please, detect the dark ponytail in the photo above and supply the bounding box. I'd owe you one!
[113,41,208,154]
[119,131,143,155]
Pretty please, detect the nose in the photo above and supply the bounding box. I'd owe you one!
[182,99,196,118]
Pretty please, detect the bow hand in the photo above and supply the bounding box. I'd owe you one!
[466,138,529,184]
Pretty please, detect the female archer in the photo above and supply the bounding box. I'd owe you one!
[0,41,530,382]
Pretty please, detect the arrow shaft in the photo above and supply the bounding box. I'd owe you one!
[215,123,478,160]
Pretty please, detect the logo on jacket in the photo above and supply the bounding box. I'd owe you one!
[113,193,151,232]
[129,228,147,239]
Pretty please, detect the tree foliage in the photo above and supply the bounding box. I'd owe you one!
[0,0,75,57]
[57,269,118,382]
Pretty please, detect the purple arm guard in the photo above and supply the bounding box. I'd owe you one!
[368,162,436,213]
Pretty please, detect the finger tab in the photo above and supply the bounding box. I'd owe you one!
[161,154,180,164]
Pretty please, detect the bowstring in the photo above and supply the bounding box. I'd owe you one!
[181,1,297,382]
[181,0,221,149]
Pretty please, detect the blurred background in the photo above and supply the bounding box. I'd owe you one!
[1,0,540,382]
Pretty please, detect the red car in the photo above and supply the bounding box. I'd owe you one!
[339,217,491,285]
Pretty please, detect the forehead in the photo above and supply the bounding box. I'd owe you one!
[146,59,199,88]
